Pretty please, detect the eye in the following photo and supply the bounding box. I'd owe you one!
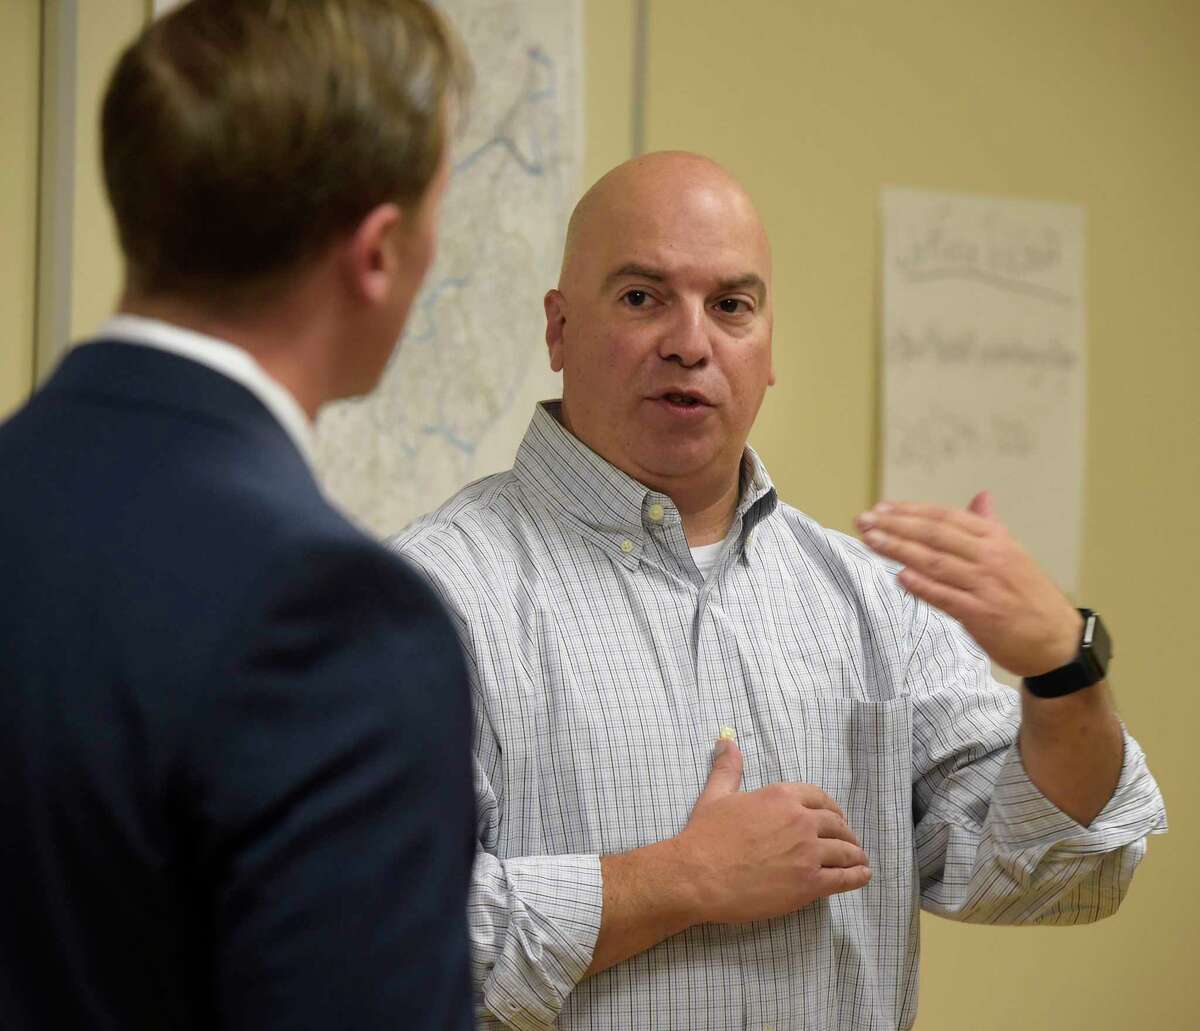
[621,289,652,308]
[715,297,752,315]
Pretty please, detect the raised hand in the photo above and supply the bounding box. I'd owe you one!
[855,490,1082,677]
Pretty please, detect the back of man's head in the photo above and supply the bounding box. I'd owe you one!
[101,0,470,307]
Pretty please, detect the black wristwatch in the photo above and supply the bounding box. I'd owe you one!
[1022,609,1112,698]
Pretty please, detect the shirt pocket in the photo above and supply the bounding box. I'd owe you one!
[778,694,916,987]
[783,693,913,829]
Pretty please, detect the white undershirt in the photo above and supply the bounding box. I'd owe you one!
[689,539,727,579]
[92,314,316,469]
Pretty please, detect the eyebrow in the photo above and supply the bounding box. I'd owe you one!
[603,264,768,304]
[604,264,667,288]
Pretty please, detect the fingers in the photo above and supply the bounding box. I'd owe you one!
[856,508,987,563]
[764,784,861,844]
[860,531,980,590]
[816,838,870,870]
[894,567,984,621]
[812,808,861,848]
[868,500,994,537]
[967,489,997,520]
[693,736,744,808]
[788,783,846,822]
[816,864,873,897]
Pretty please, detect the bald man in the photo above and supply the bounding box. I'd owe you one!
[391,152,1165,1030]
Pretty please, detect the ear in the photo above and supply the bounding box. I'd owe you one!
[344,202,403,304]
[544,289,567,373]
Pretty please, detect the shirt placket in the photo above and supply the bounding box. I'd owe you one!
[697,541,767,1028]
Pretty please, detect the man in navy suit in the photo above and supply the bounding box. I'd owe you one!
[0,2,475,1028]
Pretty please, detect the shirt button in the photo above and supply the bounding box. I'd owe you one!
[620,538,635,554]
[647,502,665,523]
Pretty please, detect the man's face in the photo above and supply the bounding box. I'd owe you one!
[545,166,774,494]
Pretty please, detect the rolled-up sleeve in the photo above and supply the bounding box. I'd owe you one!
[909,605,1167,926]
[470,849,603,1030]
[389,532,605,1029]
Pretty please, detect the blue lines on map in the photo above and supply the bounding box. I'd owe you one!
[405,272,488,457]
[454,47,557,177]
[401,276,470,349]
[398,37,566,463]
[420,423,475,455]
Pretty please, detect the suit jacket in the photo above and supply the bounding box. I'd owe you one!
[0,340,474,1030]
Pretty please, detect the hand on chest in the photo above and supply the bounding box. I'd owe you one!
[489,574,913,859]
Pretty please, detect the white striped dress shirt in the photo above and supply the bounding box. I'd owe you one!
[391,401,1165,1031]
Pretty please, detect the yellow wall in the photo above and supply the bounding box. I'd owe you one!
[0,0,147,405]
[0,0,40,420]
[621,0,1196,1027]
[582,0,636,187]
[69,0,146,342]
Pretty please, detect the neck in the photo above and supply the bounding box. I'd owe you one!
[553,402,745,547]
[118,275,343,421]
[666,472,741,546]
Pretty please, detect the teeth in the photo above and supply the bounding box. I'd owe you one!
[666,394,697,405]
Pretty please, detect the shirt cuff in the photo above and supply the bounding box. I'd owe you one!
[986,728,1167,867]
[478,853,602,1030]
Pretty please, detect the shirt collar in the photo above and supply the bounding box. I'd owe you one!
[514,400,778,542]
[90,314,317,469]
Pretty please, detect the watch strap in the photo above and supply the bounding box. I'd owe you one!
[1021,609,1110,698]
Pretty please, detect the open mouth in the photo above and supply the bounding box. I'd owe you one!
[655,386,714,410]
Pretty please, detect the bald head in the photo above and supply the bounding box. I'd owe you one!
[559,151,771,293]
[542,151,776,521]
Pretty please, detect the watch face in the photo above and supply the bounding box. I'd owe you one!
[1081,611,1111,679]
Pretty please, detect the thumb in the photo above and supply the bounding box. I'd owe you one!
[968,489,996,520]
[694,736,744,809]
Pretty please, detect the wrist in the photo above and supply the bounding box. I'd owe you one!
[1031,607,1085,677]
[604,837,702,936]
[653,836,707,931]
[1023,608,1112,697]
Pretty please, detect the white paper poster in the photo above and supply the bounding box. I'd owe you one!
[880,187,1086,596]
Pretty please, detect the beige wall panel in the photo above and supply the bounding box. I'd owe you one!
[0,1,41,419]
[638,0,1198,1026]
[68,0,146,342]
[583,0,636,197]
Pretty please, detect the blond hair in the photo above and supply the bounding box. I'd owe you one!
[102,0,471,301]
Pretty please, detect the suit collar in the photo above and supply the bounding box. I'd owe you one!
[44,340,312,472]
[91,316,316,468]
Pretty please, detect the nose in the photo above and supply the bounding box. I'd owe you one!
[658,301,712,367]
